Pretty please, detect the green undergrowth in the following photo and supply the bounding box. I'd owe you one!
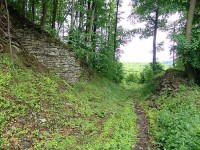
[139,82,200,149]
[0,54,137,149]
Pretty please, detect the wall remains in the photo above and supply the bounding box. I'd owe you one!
[8,8,81,83]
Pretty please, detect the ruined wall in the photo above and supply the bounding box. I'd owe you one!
[6,7,81,83]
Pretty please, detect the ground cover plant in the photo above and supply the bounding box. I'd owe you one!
[137,74,200,149]
[146,85,200,149]
[0,54,137,149]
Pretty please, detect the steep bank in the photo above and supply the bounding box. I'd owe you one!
[0,54,137,149]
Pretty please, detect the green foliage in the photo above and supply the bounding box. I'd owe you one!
[10,0,126,83]
[140,62,164,83]
[175,29,200,69]
[89,53,124,83]
[0,54,137,149]
[140,64,154,83]
[149,85,200,149]
[150,62,164,74]
[71,40,124,83]
[125,73,140,83]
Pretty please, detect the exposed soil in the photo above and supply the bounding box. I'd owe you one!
[134,103,150,150]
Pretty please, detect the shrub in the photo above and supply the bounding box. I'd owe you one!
[89,52,124,83]
[140,64,154,83]
[140,62,164,83]
[125,73,140,83]
[150,62,164,74]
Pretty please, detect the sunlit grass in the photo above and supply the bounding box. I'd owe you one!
[0,54,137,149]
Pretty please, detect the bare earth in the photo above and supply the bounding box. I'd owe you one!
[134,103,150,150]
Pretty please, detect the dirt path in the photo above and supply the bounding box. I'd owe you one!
[134,103,150,150]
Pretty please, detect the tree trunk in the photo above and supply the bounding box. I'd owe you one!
[71,0,75,28]
[87,1,95,45]
[184,0,196,81]
[5,0,14,68]
[31,0,35,23]
[92,7,97,52]
[78,1,84,32]
[22,0,27,16]
[114,0,120,59]
[0,0,5,9]
[85,1,91,42]
[40,0,48,28]
[152,8,159,71]
[52,0,58,29]
[172,25,176,68]
[68,0,75,44]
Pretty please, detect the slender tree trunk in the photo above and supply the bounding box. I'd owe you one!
[78,1,84,32]
[5,0,14,68]
[172,25,176,68]
[152,8,159,71]
[92,7,97,52]
[114,0,120,59]
[22,0,27,16]
[0,0,5,9]
[31,0,35,23]
[86,1,95,63]
[68,0,75,44]
[184,0,196,81]
[71,0,75,28]
[85,1,91,42]
[52,0,58,29]
[87,1,95,45]
[40,0,48,28]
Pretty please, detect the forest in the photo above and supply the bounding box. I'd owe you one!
[0,0,200,149]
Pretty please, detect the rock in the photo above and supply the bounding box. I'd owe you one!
[22,140,31,149]
[66,103,74,109]
[39,118,47,123]
[48,52,58,56]
[18,117,26,124]
[11,126,17,131]
[74,114,79,118]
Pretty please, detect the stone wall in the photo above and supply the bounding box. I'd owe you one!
[8,8,81,83]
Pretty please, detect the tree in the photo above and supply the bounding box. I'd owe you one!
[87,1,96,45]
[184,0,196,81]
[31,0,35,22]
[113,0,120,58]
[131,0,168,71]
[41,0,48,28]
[9,0,125,82]
[165,0,200,82]
[22,0,27,16]
[52,0,58,29]
[5,0,14,68]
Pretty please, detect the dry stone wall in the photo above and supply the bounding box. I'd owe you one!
[9,11,81,83]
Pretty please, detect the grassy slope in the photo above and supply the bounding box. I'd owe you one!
[137,81,200,149]
[122,62,200,149]
[0,54,137,149]
[147,85,200,149]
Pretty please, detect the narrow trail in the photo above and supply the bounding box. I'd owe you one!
[134,103,150,150]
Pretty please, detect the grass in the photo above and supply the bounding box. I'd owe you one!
[122,62,200,149]
[122,62,147,74]
[0,54,137,149]
[138,82,200,149]
[152,85,200,149]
